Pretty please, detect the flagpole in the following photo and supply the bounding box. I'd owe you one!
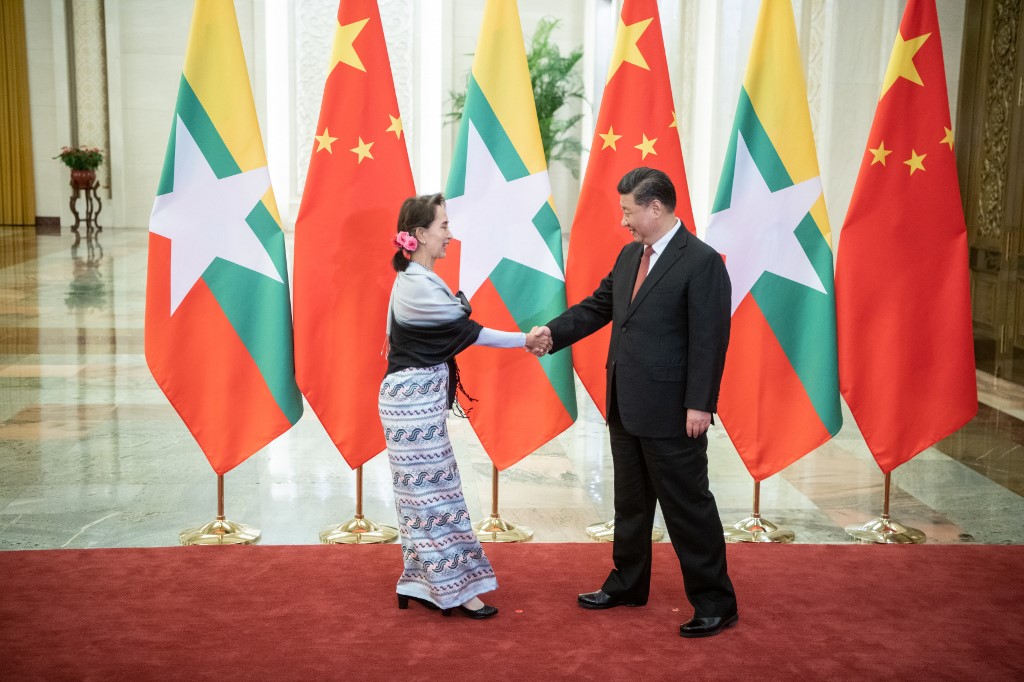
[320,465,398,544]
[180,474,261,545]
[845,471,925,543]
[723,479,795,543]
[473,465,533,543]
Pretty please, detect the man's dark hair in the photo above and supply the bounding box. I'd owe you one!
[616,167,676,212]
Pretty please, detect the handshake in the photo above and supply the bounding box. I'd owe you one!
[525,326,553,357]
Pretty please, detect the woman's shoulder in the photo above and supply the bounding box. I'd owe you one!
[399,264,449,290]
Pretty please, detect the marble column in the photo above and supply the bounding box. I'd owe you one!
[69,0,111,198]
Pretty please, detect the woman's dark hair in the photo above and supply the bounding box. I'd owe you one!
[616,167,676,212]
[392,192,446,272]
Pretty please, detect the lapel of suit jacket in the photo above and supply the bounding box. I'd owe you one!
[617,242,645,317]
[625,227,689,321]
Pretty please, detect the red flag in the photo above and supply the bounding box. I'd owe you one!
[293,0,415,469]
[835,0,977,474]
[564,0,695,417]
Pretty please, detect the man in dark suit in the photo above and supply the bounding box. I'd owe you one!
[535,167,737,638]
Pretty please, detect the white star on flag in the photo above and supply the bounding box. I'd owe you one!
[705,131,826,314]
[150,116,282,314]
[445,122,565,301]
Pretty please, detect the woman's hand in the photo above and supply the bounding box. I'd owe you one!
[525,326,552,357]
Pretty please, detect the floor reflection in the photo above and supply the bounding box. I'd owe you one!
[1,227,1022,549]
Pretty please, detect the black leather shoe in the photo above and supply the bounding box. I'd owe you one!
[679,612,739,638]
[577,590,646,609]
[454,603,498,619]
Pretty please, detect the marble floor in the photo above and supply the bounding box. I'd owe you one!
[1,226,1022,549]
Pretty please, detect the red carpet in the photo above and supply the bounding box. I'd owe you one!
[1,543,1021,681]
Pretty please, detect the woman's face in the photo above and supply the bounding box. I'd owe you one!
[414,204,451,261]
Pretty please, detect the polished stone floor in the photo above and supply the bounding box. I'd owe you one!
[1,226,1022,549]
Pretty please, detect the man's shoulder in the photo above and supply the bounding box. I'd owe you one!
[682,231,722,262]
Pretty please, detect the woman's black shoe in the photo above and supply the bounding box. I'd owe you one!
[397,594,452,616]
[454,603,498,619]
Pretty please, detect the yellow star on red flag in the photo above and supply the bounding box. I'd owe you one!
[606,17,652,84]
[880,31,930,99]
[941,127,954,150]
[350,137,374,163]
[314,127,338,153]
[386,114,403,139]
[635,134,657,160]
[903,149,926,175]
[598,126,622,151]
[869,141,892,166]
[331,18,369,72]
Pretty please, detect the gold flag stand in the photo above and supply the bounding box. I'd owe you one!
[473,465,533,542]
[320,465,399,544]
[180,474,261,545]
[845,472,925,543]
[723,480,795,543]
[584,520,665,543]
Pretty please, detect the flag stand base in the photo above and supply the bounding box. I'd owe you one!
[180,518,261,545]
[584,519,665,543]
[320,466,399,544]
[845,473,926,543]
[180,475,260,545]
[845,516,925,544]
[473,514,533,543]
[723,515,795,543]
[723,480,794,543]
[320,515,398,544]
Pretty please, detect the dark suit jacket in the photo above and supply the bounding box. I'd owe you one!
[548,227,731,438]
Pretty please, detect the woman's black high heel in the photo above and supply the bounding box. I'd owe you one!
[397,594,453,616]
[454,603,499,619]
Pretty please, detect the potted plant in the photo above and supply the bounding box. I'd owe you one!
[55,146,104,189]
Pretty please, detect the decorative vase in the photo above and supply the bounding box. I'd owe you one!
[70,169,97,189]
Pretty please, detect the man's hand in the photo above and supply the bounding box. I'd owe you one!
[525,326,553,356]
[686,409,712,438]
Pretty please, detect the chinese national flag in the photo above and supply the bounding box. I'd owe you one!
[564,0,695,417]
[835,0,977,474]
[293,0,415,468]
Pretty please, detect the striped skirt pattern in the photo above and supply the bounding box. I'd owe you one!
[378,363,497,609]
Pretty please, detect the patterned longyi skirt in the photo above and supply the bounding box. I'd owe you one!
[378,363,497,609]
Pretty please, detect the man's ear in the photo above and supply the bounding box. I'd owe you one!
[650,199,663,217]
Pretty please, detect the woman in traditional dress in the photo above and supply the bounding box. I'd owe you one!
[380,193,549,619]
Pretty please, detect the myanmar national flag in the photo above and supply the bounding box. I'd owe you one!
[146,0,302,475]
[705,0,841,482]
[293,0,416,469]
[565,0,695,418]
[836,0,976,474]
[435,0,576,470]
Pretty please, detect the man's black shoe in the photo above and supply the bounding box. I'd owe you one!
[577,590,646,609]
[679,612,739,638]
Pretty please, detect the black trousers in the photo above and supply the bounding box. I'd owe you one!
[602,398,737,617]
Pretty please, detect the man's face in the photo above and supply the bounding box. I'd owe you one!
[619,192,660,245]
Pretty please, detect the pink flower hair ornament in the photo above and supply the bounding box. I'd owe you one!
[391,232,419,252]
